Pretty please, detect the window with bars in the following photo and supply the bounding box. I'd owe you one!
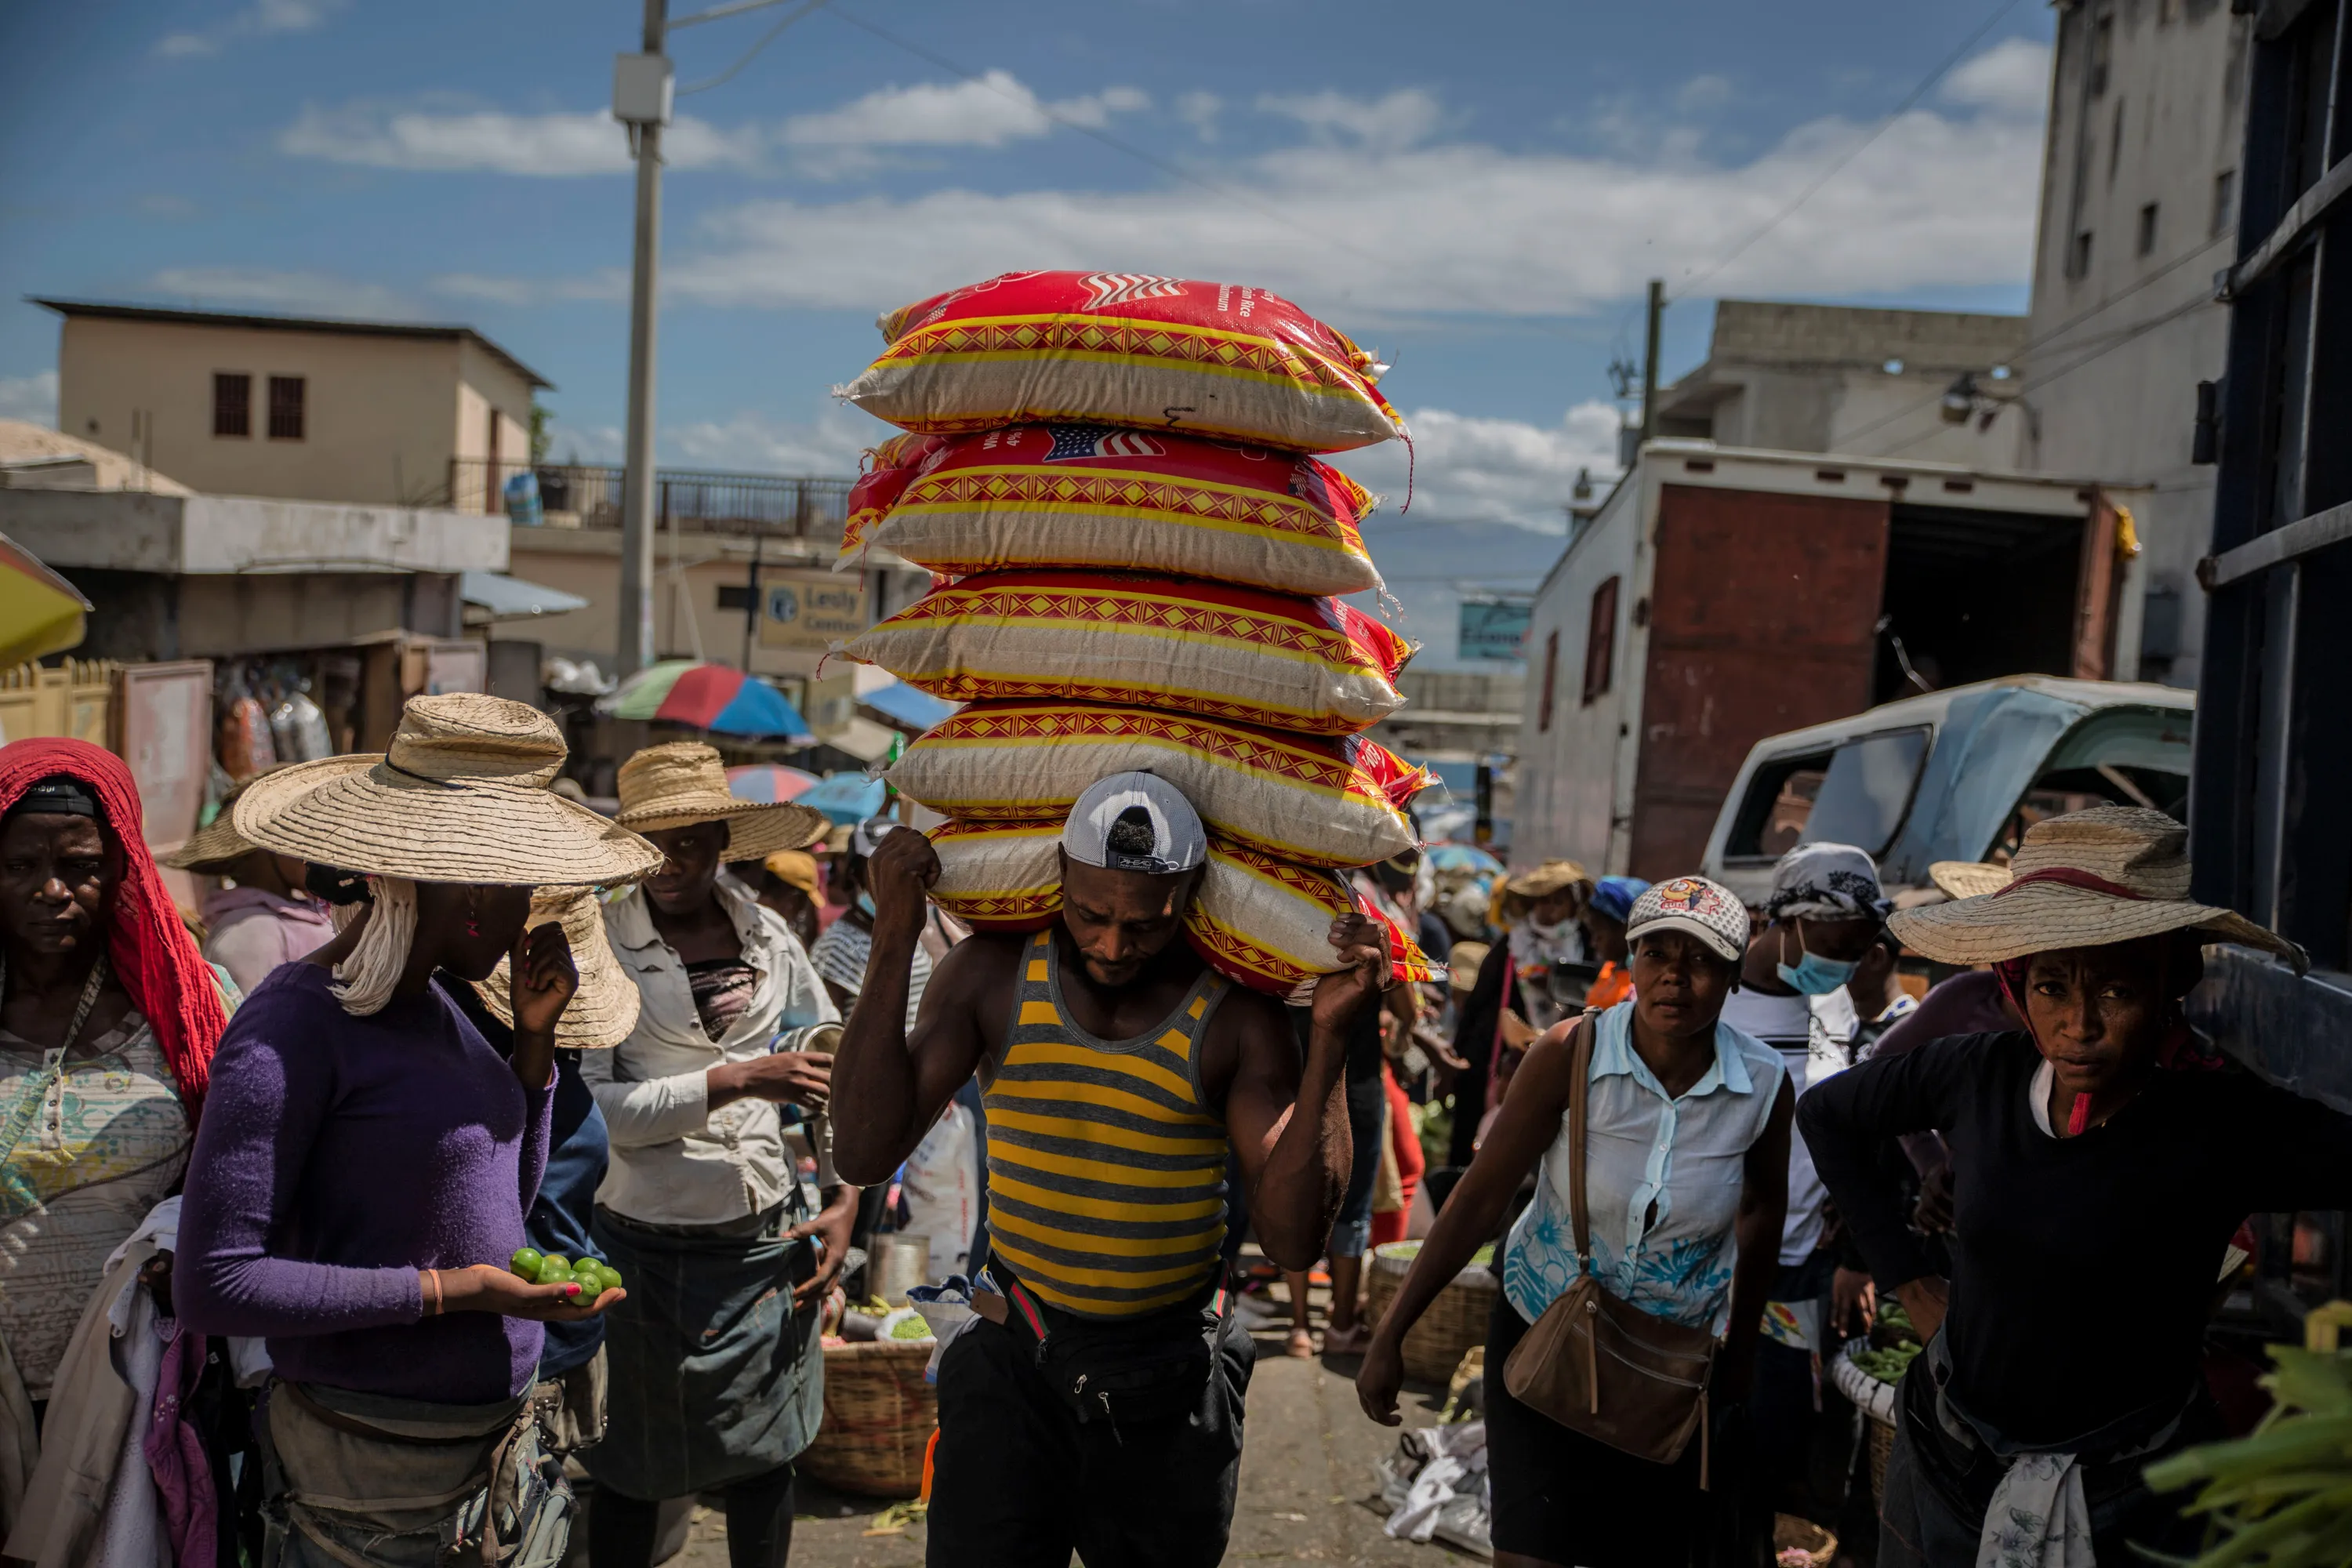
[212,372,251,437]
[1537,630,1559,733]
[268,376,306,440]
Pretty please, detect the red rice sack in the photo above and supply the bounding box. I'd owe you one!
[924,819,1442,998]
[840,570,1413,736]
[840,426,1382,597]
[839,271,1407,454]
[887,701,1430,869]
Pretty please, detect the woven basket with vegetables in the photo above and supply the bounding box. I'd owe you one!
[1829,1298,1924,1500]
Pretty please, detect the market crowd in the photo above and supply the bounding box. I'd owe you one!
[5,689,2350,1568]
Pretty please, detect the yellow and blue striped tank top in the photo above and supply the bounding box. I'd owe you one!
[979,930,1232,1319]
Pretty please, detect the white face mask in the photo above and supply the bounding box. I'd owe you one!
[1527,914,1577,941]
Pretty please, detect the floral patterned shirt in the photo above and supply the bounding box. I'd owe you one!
[1501,1000,1785,1334]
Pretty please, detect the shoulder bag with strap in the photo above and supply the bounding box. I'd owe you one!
[1499,1010,1721,1486]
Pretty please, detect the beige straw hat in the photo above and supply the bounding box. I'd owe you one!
[234,693,664,887]
[1504,859,1593,900]
[1889,806,2305,971]
[614,742,826,859]
[161,775,274,873]
[1447,940,1490,993]
[473,887,640,1050]
[1928,861,2012,902]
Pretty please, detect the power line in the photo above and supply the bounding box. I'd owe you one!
[1666,0,2027,303]
[680,0,830,96]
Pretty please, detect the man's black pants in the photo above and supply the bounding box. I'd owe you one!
[924,1309,1256,1566]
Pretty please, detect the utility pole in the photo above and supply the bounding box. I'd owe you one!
[615,1,673,677]
[1638,278,1664,448]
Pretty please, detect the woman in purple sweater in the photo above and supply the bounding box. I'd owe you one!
[176,694,664,1568]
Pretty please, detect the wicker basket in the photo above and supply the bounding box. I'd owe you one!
[1364,1242,1498,1385]
[1867,1411,1898,1500]
[796,1339,937,1498]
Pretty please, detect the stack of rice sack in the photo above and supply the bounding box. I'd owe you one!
[835,270,1441,999]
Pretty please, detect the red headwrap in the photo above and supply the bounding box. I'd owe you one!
[0,738,224,1125]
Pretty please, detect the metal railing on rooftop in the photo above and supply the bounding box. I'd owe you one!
[445,458,854,539]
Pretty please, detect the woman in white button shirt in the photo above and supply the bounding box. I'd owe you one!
[578,743,848,1568]
[1359,876,1794,1568]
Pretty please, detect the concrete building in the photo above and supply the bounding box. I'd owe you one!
[1652,300,2031,463]
[37,300,545,512]
[2013,0,2252,688]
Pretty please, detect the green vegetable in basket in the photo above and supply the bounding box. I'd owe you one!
[888,1316,934,1341]
[2144,1345,2352,1566]
[1850,1342,1924,1384]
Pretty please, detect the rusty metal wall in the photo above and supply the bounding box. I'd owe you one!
[1628,484,1891,881]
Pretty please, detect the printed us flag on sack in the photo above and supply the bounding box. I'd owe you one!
[837,270,1408,454]
[839,425,1383,597]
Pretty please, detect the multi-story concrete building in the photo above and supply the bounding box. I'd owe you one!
[1650,299,2030,464]
[2015,0,2252,688]
[37,299,545,511]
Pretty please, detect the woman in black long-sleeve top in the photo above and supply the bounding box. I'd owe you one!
[1798,807,2352,1568]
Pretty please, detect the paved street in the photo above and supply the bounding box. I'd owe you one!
[677,1328,1475,1567]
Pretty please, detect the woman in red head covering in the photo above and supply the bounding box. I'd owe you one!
[0,737,227,1406]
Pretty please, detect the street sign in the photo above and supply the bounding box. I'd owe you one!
[1458,596,1535,662]
[757,570,867,651]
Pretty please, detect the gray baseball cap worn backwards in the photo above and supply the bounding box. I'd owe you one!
[1062,772,1207,877]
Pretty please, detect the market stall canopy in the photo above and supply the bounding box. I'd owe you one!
[858,677,957,731]
[818,715,902,765]
[460,570,590,624]
[797,771,888,825]
[598,660,811,739]
[726,763,822,804]
[0,532,92,668]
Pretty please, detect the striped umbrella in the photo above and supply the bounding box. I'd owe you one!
[726,764,822,804]
[599,661,811,739]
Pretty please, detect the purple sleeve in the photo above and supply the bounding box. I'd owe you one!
[1865,970,2014,1062]
[176,996,422,1339]
[518,1073,556,1218]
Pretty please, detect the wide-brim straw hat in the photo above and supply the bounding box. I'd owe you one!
[1928,861,2012,902]
[161,775,274,873]
[474,887,640,1050]
[1504,858,1593,900]
[614,742,826,860]
[235,693,664,887]
[1890,806,2305,971]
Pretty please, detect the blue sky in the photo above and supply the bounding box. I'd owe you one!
[0,0,2058,663]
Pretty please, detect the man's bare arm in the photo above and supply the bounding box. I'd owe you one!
[1223,915,1390,1272]
[829,829,1004,1185]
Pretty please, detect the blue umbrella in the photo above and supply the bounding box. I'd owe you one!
[799,773,888,825]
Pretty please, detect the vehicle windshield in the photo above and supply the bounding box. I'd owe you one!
[1728,726,1933,861]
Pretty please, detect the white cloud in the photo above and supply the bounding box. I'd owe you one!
[149,267,420,319]
[278,72,1147,180]
[661,408,884,474]
[1329,401,1624,532]
[1176,91,1222,143]
[628,66,2042,320]
[1941,37,2051,118]
[1675,74,1735,114]
[278,101,765,176]
[1258,88,1444,152]
[0,372,60,427]
[155,0,343,57]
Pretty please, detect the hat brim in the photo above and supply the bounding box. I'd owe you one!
[473,892,641,1050]
[1927,861,2012,902]
[236,755,664,887]
[615,797,829,860]
[1505,867,1592,899]
[159,812,260,873]
[1888,884,2306,971]
[1627,913,1744,965]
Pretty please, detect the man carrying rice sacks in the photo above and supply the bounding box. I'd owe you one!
[829,775,1390,1566]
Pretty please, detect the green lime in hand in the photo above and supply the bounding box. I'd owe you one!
[510,1248,544,1280]
[535,1259,574,1288]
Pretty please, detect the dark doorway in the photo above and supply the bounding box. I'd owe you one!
[1872,503,2083,704]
